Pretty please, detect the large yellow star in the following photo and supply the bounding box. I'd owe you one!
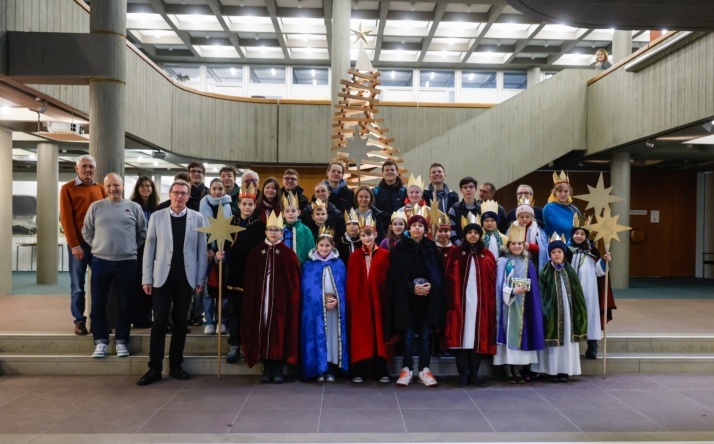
[195,209,244,252]
[573,172,625,217]
[586,208,631,252]
[351,23,372,45]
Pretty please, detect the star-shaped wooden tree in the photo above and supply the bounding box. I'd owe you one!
[331,27,406,184]
[195,210,244,378]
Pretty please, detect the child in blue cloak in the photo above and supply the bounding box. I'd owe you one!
[300,227,349,381]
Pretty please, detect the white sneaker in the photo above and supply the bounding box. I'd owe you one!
[115,343,129,358]
[92,343,108,358]
[220,324,227,334]
[203,324,216,335]
[418,367,438,387]
[396,367,413,387]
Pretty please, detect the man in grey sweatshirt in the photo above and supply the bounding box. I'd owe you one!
[82,173,147,358]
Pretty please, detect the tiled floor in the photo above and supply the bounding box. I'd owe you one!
[1,373,714,442]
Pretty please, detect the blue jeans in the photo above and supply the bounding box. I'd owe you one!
[203,294,228,326]
[90,257,137,344]
[401,308,432,371]
[68,242,93,323]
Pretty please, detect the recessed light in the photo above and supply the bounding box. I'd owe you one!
[153,161,159,166]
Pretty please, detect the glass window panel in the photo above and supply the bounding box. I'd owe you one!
[461,71,497,89]
[293,67,329,85]
[162,63,201,83]
[419,70,455,88]
[503,71,528,89]
[379,69,413,87]
[206,65,243,84]
[250,66,286,84]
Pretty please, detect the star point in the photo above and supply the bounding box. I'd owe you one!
[351,23,372,45]
[573,173,625,216]
[194,209,244,252]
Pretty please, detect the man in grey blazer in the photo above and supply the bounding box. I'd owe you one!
[138,180,207,386]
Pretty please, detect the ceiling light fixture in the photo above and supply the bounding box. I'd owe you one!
[313,79,317,85]
[271,68,276,76]
[391,71,395,79]
[425,81,430,87]
[430,72,435,79]
[311,69,315,77]
[230,67,236,75]
[661,29,668,34]
[468,73,474,80]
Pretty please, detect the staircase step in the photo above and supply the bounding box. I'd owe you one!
[2,334,713,376]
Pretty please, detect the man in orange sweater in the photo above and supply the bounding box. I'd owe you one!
[60,155,106,335]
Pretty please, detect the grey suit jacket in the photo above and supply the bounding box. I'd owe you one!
[142,208,207,289]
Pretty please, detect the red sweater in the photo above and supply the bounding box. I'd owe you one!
[59,179,106,248]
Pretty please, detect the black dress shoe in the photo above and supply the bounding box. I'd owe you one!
[260,361,273,384]
[557,373,570,383]
[137,369,162,386]
[169,367,191,380]
[273,361,285,384]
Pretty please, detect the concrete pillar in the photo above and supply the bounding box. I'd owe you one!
[89,0,127,181]
[330,0,350,156]
[527,66,542,88]
[610,152,631,289]
[0,129,12,295]
[36,143,59,284]
[612,30,633,64]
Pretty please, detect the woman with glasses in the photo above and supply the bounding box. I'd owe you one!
[130,176,159,329]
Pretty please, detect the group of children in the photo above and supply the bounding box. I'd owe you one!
[200,172,613,387]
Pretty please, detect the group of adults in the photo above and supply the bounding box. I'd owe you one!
[59,154,595,386]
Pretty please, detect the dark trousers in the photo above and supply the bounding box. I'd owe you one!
[352,357,389,379]
[226,289,243,346]
[149,272,192,371]
[90,257,136,344]
[401,307,431,371]
[453,349,482,378]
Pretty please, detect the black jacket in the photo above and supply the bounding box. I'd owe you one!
[372,178,407,229]
[448,200,481,245]
[387,237,444,336]
[281,185,309,210]
[300,199,346,242]
[423,183,459,214]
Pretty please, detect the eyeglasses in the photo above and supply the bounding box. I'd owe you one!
[171,191,189,197]
[266,228,282,233]
[244,178,258,184]
[189,169,204,174]
[283,177,298,182]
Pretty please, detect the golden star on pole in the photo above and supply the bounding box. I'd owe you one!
[351,23,372,45]
[586,208,631,252]
[573,172,625,216]
[195,209,244,252]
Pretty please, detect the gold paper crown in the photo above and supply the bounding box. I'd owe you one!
[507,224,527,243]
[344,208,359,224]
[518,195,534,207]
[479,199,499,217]
[573,213,592,229]
[239,182,258,200]
[391,209,407,222]
[407,174,425,191]
[411,203,430,222]
[266,211,285,229]
[549,232,566,243]
[460,212,479,229]
[317,225,335,239]
[310,198,327,210]
[282,190,299,209]
[358,214,377,230]
[552,170,570,187]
